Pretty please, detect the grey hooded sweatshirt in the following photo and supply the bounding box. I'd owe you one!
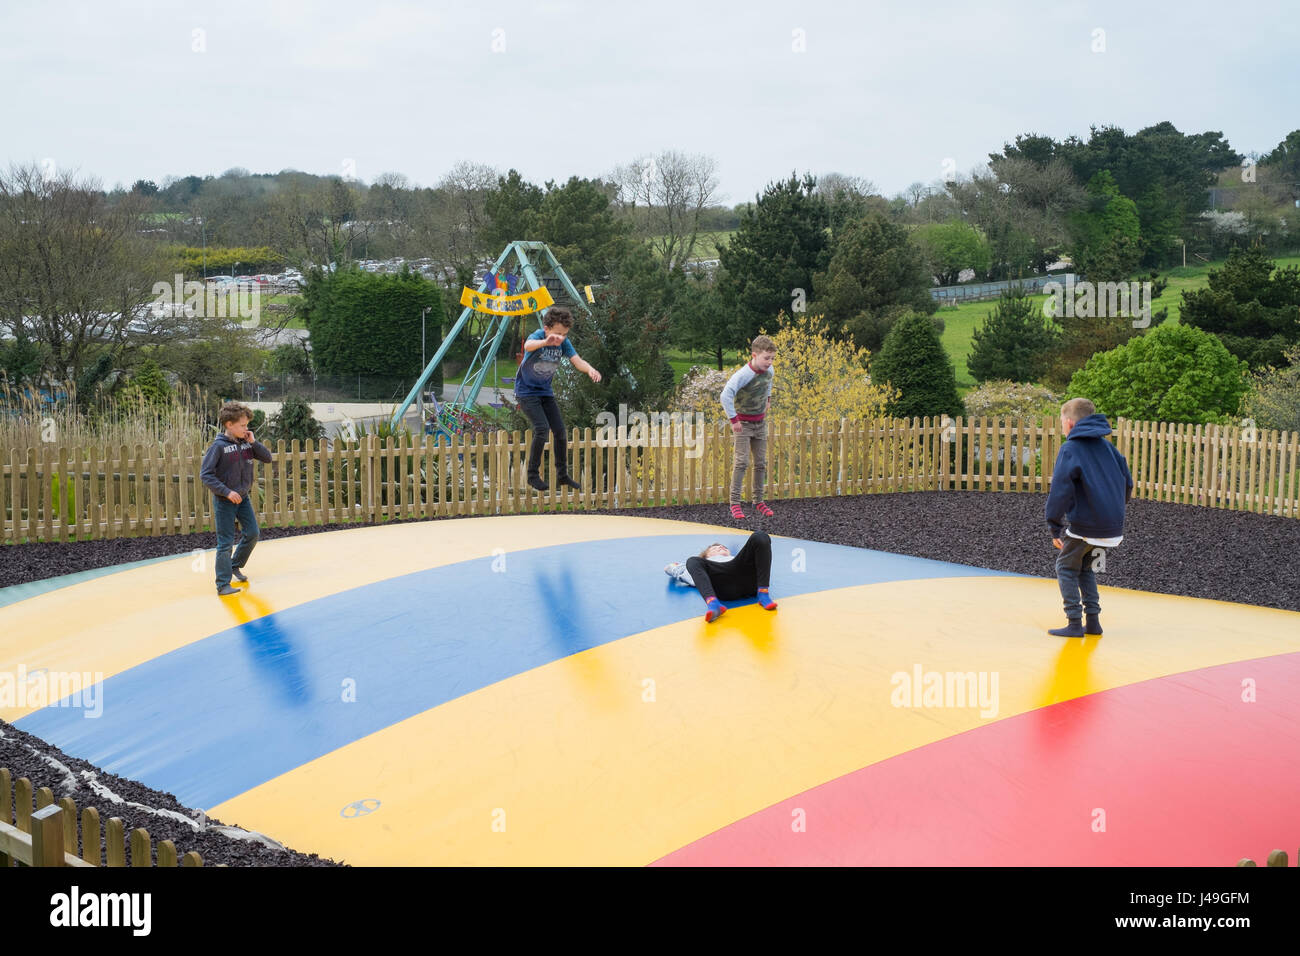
[200,432,273,499]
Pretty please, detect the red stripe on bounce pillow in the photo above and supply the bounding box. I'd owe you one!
[654,652,1300,866]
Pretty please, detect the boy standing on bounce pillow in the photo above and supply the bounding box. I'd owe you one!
[720,335,777,520]
[1043,398,1133,637]
[200,401,273,596]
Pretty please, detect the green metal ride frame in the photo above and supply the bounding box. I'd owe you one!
[389,241,591,439]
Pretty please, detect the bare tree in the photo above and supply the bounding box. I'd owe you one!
[0,163,167,387]
[612,151,721,271]
[364,171,418,253]
[945,159,1083,277]
[267,176,372,270]
[816,172,879,202]
[431,161,498,276]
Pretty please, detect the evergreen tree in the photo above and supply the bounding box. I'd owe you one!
[968,285,1060,383]
[1070,171,1141,282]
[717,173,831,345]
[813,210,939,353]
[555,246,677,431]
[300,266,441,378]
[482,169,543,250]
[871,312,963,420]
[268,394,325,445]
[1180,246,1300,369]
[123,357,172,406]
[483,171,629,285]
[0,333,45,387]
[671,276,739,370]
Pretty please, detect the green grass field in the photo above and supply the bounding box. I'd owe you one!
[689,230,733,260]
[938,254,1300,394]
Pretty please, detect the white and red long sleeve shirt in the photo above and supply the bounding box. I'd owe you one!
[719,362,774,424]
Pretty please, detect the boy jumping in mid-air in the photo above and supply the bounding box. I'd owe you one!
[1043,397,1133,637]
[200,401,273,597]
[720,335,776,521]
[514,307,602,492]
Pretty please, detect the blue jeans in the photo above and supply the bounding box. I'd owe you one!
[214,494,259,590]
[1056,533,1108,619]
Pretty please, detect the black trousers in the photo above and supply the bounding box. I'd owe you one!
[685,531,772,602]
[517,394,570,480]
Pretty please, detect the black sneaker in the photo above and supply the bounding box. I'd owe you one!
[1048,619,1086,637]
[217,585,242,596]
[558,475,582,491]
[527,476,548,491]
[231,568,248,582]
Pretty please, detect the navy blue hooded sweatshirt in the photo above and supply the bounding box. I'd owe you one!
[1044,413,1133,539]
[200,432,273,499]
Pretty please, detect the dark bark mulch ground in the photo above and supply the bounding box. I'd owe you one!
[3,491,1297,866]
[601,492,1300,613]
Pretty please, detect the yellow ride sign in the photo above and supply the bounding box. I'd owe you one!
[460,285,555,315]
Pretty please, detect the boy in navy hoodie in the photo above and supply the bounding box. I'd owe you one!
[200,401,273,596]
[1043,398,1133,637]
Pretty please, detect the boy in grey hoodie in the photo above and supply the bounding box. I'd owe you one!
[200,401,273,595]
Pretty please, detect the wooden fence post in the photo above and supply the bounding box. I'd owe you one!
[0,768,11,867]
[130,827,151,866]
[31,804,64,867]
[81,807,102,865]
[106,817,126,867]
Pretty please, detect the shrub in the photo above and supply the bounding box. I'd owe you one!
[764,311,897,420]
[121,358,172,406]
[1065,323,1249,424]
[670,366,732,425]
[1238,345,1300,434]
[301,266,442,379]
[963,381,1059,421]
[267,394,325,445]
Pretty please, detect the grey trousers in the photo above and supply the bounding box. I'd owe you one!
[730,419,768,504]
[1056,533,1113,619]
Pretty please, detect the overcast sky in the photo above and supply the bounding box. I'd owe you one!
[3,0,1295,202]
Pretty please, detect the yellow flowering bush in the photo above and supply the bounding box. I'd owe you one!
[670,312,898,425]
[763,311,897,422]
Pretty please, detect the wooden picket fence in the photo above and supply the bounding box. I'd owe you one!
[1237,849,1294,867]
[2,417,1298,543]
[0,768,203,867]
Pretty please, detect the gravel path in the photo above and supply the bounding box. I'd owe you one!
[3,491,1297,865]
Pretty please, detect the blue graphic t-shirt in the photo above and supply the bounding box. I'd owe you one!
[515,328,577,397]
